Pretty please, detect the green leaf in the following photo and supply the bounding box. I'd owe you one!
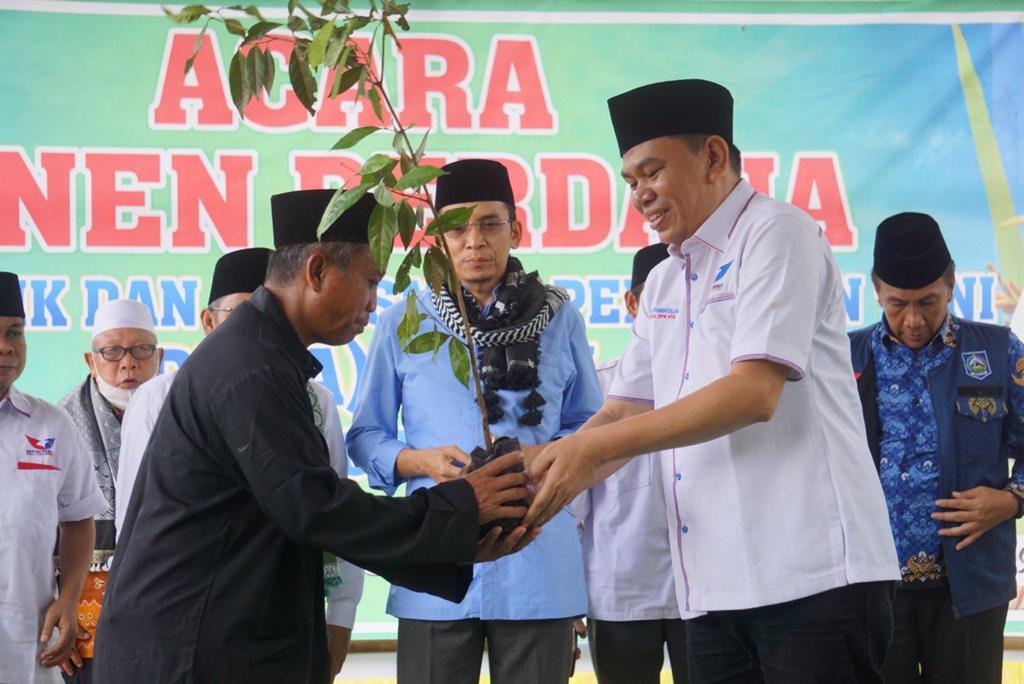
[183,20,209,75]
[228,50,249,118]
[329,64,362,99]
[261,48,276,97]
[324,32,347,68]
[360,153,398,177]
[367,87,384,121]
[163,4,210,23]
[288,0,299,14]
[245,47,266,101]
[288,48,318,115]
[392,243,420,294]
[348,15,371,31]
[223,18,246,36]
[397,291,426,348]
[391,130,404,154]
[243,20,282,44]
[287,15,308,32]
[373,181,396,207]
[396,14,410,31]
[395,165,446,191]
[368,203,398,272]
[427,205,475,236]
[299,3,328,30]
[316,181,374,239]
[330,125,379,150]
[423,246,449,293]
[405,331,450,355]
[307,21,334,68]
[448,338,471,388]
[396,200,417,247]
[413,130,429,163]
[242,5,265,20]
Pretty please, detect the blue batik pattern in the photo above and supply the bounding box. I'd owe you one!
[874,316,1024,583]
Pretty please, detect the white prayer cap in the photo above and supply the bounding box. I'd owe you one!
[92,298,155,341]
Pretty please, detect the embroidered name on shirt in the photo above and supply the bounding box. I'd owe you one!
[649,307,679,320]
[20,434,60,470]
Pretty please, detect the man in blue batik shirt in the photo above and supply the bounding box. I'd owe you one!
[348,159,601,684]
[850,212,1024,684]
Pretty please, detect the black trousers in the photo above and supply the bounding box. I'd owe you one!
[686,581,895,684]
[589,618,688,683]
[61,659,92,684]
[882,584,1007,684]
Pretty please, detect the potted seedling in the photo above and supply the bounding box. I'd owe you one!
[168,1,526,532]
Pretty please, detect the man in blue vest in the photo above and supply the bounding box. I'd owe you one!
[850,212,1024,684]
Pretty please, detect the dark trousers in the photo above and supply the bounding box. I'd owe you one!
[882,584,1007,684]
[61,659,92,684]
[397,617,575,684]
[589,618,688,683]
[686,581,895,684]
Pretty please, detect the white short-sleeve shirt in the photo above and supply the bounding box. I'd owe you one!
[116,373,364,628]
[610,179,899,615]
[0,387,106,683]
[573,360,679,621]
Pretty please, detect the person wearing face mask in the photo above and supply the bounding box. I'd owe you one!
[850,213,1024,684]
[57,298,163,684]
[114,246,366,679]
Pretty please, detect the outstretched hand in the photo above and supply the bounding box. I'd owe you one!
[475,524,541,562]
[462,452,532,526]
[522,437,597,528]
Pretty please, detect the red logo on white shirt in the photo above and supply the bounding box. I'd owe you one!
[19,434,60,471]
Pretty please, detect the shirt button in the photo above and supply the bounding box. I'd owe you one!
[684,372,690,380]
[890,384,899,392]
[690,321,695,329]
[681,525,689,534]
[690,273,698,281]
[675,473,682,481]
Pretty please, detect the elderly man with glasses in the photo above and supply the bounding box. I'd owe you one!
[57,298,162,684]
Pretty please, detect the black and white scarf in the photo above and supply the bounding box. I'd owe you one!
[431,256,569,426]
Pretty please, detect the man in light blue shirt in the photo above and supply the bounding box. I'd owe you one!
[348,159,601,684]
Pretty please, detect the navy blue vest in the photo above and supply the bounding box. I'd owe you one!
[849,319,1014,617]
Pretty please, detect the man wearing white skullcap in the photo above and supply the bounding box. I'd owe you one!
[57,298,162,684]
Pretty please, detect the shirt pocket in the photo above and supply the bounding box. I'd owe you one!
[603,453,652,491]
[954,387,1007,464]
[697,293,736,345]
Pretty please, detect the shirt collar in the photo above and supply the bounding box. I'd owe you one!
[876,313,958,352]
[668,179,757,261]
[247,287,323,381]
[1,386,31,418]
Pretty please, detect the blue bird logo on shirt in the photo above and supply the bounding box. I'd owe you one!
[714,261,733,283]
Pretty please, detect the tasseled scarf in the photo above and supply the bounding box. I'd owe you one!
[431,256,569,426]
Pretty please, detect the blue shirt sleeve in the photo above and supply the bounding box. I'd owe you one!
[1006,331,1024,492]
[554,305,603,439]
[346,312,409,496]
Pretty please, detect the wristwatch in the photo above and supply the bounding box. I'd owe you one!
[1009,488,1024,520]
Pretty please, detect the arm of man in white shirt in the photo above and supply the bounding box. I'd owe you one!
[313,382,365,679]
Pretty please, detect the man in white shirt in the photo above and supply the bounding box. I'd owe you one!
[0,271,107,684]
[574,242,686,683]
[115,247,364,678]
[57,298,162,683]
[525,79,900,682]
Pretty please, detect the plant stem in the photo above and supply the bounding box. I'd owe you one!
[358,39,494,449]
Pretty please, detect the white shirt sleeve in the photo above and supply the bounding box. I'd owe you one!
[608,299,655,403]
[313,382,365,629]
[57,409,106,523]
[115,376,170,538]
[728,211,825,380]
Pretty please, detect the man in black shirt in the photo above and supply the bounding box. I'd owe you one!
[95,192,535,684]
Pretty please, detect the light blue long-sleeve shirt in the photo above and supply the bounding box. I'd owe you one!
[347,286,600,620]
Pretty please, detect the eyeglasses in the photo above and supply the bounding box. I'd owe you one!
[447,219,512,238]
[207,306,236,314]
[92,344,157,362]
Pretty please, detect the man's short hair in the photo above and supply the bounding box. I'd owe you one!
[871,260,956,289]
[677,133,742,175]
[266,241,368,284]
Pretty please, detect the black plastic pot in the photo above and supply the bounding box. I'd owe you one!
[466,435,526,537]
